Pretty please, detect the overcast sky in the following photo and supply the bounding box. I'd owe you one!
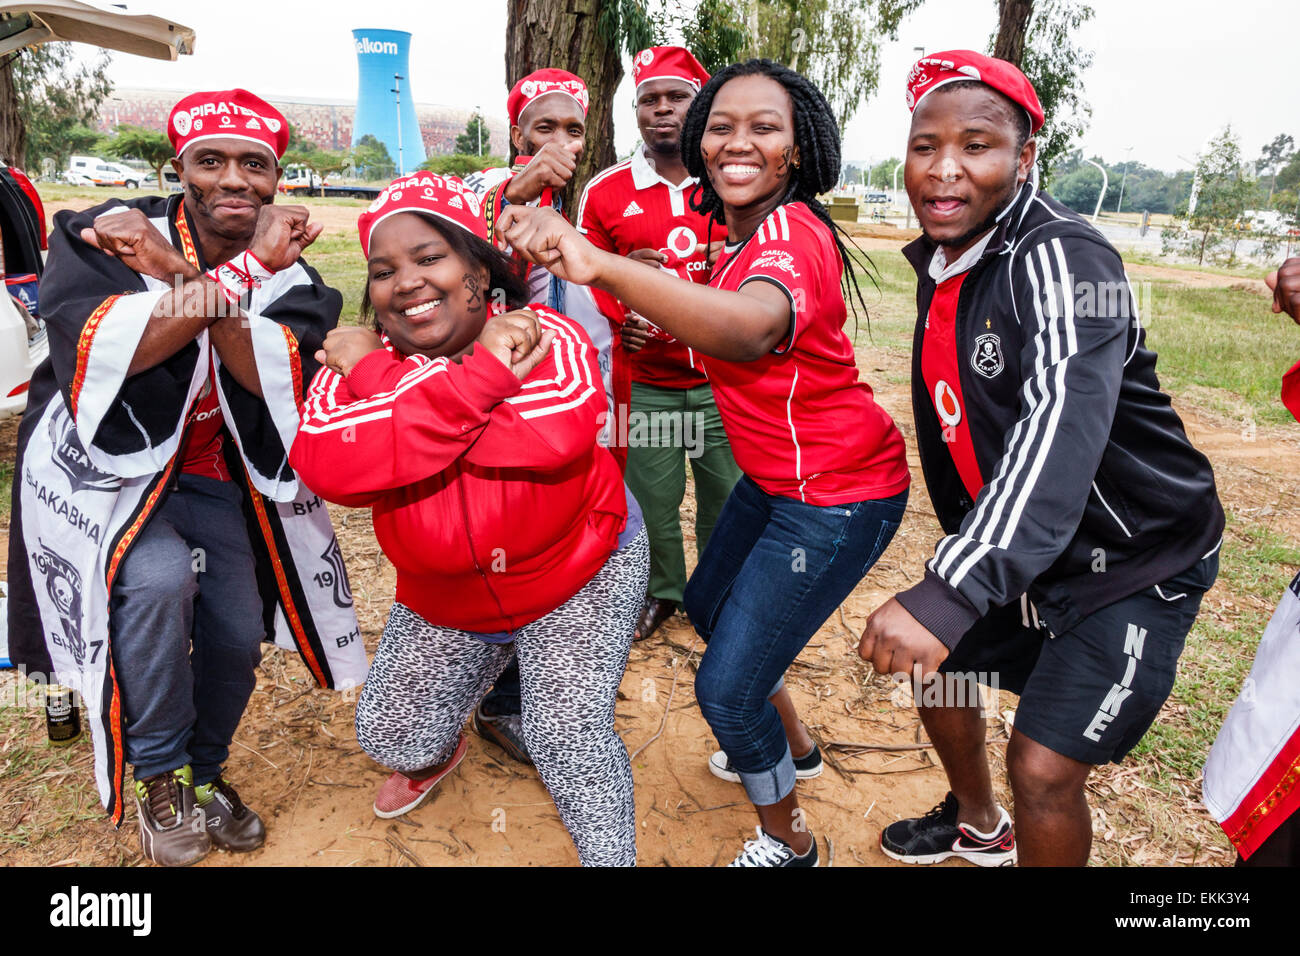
[88,0,1297,174]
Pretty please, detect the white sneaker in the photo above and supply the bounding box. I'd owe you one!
[709,745,823,783]
[727,826,819,867]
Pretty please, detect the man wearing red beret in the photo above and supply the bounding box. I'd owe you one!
[5,88,367,866]
[464,68,633,766]
[858,52,1224,866]
[575,46,742,648]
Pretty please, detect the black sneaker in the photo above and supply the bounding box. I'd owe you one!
[709,745,823,783]
[880,792,1016,866]
[728,827,819,867]
[193,777,266,852]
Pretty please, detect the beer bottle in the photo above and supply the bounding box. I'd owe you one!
[46,684,82,746]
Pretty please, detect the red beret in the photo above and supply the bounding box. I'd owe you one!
[905,50,1044,133]
[357,171,486,258]
[632,46,709,93]
[507,69,589,127]
[168,88,290,160]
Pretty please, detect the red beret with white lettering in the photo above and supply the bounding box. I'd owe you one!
[168,88,290,160]
[905,50,1044,133]
[632,46,710,93]
[507,69,589,126]
[357,171,486,258]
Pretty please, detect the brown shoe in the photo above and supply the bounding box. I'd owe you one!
[192,777,266,852]
[134,765,211,867]
[634,597,678,642]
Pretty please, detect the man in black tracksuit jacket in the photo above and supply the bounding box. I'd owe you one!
[860,51,1224,867]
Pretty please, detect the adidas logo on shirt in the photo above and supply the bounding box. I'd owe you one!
[622,200,644,218]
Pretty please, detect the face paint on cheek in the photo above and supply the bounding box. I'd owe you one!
[463,273,484,312]
[188,183,204,206]
[776,145,793,177]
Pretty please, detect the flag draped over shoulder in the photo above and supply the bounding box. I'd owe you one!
[6,193,368,825]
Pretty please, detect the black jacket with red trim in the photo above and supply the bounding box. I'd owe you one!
[896,178,1224,650]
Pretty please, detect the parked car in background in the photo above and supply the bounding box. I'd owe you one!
[66,155,143,187]
[0,0,195,419]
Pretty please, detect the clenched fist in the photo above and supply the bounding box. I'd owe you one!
[80,207,196,282]
[316,326,384,377]
[503,141,583,205]
[477,308,555,380]
[248,205,324,272]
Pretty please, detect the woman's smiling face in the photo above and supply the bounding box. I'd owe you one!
[365,213,490,360]
[700,73,800,218]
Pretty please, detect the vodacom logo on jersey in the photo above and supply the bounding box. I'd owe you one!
[659,225,709,273]
[934,379,962,427]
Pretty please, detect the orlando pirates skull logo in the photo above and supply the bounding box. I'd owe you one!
[319,538,354,609]
[971,332,1005,379]
[48,414,117,492]
[33,542,85,666]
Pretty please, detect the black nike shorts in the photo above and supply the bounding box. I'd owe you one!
[939,551,1219,765]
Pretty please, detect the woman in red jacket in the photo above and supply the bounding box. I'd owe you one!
[289,172,647,867]
[501,60,910,866]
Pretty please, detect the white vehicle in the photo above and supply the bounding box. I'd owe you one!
[1244,209,1296,234]
[279,164,324,195]
[61,168,96,186]
[67,155,141,187]
[0,1,195,420]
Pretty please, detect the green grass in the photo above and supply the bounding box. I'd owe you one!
[304,229,368,327]
[1126,252,1272,279]
[1141,280,1298,425]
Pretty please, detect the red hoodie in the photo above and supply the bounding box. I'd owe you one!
[290,306,627,633]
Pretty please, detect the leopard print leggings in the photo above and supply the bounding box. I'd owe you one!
[355,528,649,867]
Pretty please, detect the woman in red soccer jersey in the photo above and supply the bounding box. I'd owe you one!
[501,59,910,867]
[289,173,648,866]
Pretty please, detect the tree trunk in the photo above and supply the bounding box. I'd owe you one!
[992,0,1035,66]
[0,57,28,168]
[505,0,622,208]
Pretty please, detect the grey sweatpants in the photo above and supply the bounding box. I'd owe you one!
[355,528,649,866]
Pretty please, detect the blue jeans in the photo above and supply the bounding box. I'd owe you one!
[109,473,266,785]
[685,476,908,805]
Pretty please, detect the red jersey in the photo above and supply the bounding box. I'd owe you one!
[577,148,712,390]
[181,365,230,481]
[920,273,983,498]
[703,203,910,505]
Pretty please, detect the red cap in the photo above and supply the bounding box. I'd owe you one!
[905,50,1044,133]
[357,172,486,258]
[168,89,290,160]
[632,46,709,93]
[507,69,589,126]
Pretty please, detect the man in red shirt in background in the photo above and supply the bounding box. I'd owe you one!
[577,46,741,642]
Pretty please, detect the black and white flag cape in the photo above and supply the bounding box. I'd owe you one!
[5,194,369,825]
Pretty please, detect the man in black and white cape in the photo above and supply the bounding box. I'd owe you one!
[6,88,367,866]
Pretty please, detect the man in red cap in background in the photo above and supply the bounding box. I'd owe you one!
[464,67,633,765]
[6,88,367,866]
[576,46,741,646]
[858,52,1224,866]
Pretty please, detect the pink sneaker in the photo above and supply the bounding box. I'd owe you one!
[372,734,469,819]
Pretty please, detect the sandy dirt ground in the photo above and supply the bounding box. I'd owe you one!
[2,202,1294,867]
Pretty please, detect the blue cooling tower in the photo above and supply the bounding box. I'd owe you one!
[352,28,425,175]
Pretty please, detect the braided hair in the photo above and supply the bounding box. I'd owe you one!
[680,58,875,325]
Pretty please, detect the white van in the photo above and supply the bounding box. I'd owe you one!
[67,155,140,187]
